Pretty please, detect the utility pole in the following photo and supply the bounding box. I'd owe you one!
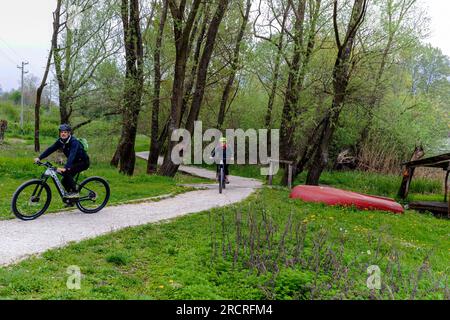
[17,61,29,130]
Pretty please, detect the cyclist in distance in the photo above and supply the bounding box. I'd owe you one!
[34,124,90,198]
[211,137,233,184]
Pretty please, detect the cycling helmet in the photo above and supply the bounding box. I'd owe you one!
[59,124,72,132]
[220,137,227,143]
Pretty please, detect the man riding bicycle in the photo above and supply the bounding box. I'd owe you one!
[211,137,233,184]
[34,124,90,199]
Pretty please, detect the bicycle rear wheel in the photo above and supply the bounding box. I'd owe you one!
[76,176,110,214]
[11,180,52,221]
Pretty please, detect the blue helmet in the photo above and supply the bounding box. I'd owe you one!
[59,124,72,132]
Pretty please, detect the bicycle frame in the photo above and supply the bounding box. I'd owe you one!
[34,163,93,203]
[41,167,67,198]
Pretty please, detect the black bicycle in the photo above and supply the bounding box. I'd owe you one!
[11,161,110,221]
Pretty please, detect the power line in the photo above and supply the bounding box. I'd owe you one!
[0,46,19,66]
[0,36,24,62]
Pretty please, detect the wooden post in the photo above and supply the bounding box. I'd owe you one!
[398,166,415,199]
[266,159,293,188]
[398,147,425,199]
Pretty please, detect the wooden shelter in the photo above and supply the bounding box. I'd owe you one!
[398,152,450,217]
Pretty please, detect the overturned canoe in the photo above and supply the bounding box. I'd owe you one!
[290,185,404,214]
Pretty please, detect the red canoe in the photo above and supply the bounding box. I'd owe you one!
[289,185,404,214]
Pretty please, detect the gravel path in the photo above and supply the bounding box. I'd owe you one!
[0,153,262,266]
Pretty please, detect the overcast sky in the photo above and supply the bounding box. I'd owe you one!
[0,0,449,92]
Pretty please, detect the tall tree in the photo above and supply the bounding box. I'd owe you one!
[185,0,230,134]
[159,0,229,177]
[279,0,323,185]
[147,0,169,174]
[35,0,62,152]
[110,0,144,175]
[53,0,119,126]
[356,0,417,153]
[156,0,202,176]
[263,0,291,130]
[306,0,368,185]
[217,0,251,129]
[279,0,307,165]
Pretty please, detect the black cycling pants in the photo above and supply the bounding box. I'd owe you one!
[62,160,90,192]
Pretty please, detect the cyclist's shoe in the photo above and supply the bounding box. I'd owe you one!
[65,192,80,199]
[225,177,230,184]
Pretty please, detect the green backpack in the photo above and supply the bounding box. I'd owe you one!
[79,137,89,153]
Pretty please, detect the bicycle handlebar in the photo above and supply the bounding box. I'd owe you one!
[35,161,56,169]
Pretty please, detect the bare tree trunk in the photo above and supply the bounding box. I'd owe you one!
[35,0,62,153]
[158,0,202,177]
[147,0,169,174]
[306,0,368,185]
[185,0,230,135]
[111,0,144,176]
[179,4,210,127]
[280,0,322,186]
[279,0,307,163]
[264,2,290,129]
[53,22,73,126]
[159,0,228,177]
[217,0,251,129]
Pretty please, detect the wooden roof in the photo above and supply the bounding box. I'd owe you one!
[403,153,450,169]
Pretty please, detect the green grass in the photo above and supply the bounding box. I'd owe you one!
[0,188,448,300]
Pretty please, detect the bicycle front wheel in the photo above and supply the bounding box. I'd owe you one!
[11,180,52,221]
[219,167,224,194]
[76,177,110,214]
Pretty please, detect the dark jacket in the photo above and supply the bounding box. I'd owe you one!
[211,144,233,162]
[39,135,89,170]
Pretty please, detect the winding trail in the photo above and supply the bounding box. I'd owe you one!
[0,152,262,266]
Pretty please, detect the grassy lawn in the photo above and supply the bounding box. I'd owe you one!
[0,187,448,300]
